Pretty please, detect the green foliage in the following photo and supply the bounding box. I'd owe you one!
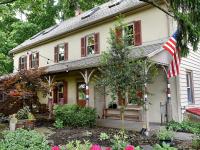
[99,132,110,141]
[0,129,50,150]
[169,0,200,57]
[156,129,174,141]
[110,130,129,150]
[16,106,30,120]
[192,134,200,149]
[54,119,64,129]
[153,143,177,150]
[97,20,157,106]
[54,104,97,128]
[61,140,92,150]
[166,120,200,134]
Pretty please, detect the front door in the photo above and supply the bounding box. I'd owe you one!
[77,82,86,107]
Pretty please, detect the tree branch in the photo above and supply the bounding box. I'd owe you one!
[140,0,174,18]
[0,0,17,5]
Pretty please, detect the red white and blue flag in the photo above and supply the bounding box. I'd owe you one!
[163,31,181,78]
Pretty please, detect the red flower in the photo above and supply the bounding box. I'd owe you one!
[51,146,60,150]
[125,145,135,150]
[105,147,112,150]
[90,144,102,150]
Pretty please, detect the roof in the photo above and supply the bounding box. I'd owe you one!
[46,42,164,74]
[10,0,147,54]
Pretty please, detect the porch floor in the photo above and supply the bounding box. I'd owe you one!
[96,119,163,131]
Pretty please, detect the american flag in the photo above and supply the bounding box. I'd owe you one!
[163,31,180,78]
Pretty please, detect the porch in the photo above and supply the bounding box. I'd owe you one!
[96,119,162,131]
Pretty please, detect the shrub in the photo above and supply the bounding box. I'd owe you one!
[166,120,200,134]
[192,134,200,149]
[156,129,174,141]
[54,104,97,128]
[0,129,50,150]
[153,143,177,150]
[16,106,30,120]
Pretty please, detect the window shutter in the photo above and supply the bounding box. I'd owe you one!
[54,46,58,63]
[29,54,32,68]
[64,43,68,61]
[81,37,86,57]
[63,80,68,104]
[134,20,142,46]
[18,57,21,71]
[36,52,39,67]
[24,56,27,70]
[94,32,100,54]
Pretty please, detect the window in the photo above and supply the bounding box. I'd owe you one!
[115,20,142,46]
[58,44,65,61]
[124,24,134,46]
[81,7,100,20]
[19,56,27,70]
[108,0,124,8]
[86,34,95,55]
[57,83,64,99]
[186,71,194,104]
[30,52,39,68]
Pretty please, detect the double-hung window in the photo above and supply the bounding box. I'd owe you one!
[124,24,134,46]
[186,71,194,104]
[19,55,27,70]
[30,52,39,68]
[86,34,95,55]
[58,44,65,61]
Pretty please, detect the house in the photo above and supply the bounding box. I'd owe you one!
[9,0,200,127]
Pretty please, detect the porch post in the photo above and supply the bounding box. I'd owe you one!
[80,69,95,107]
[162,66,173,122]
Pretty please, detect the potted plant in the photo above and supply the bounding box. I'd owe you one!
[157,128,174,145]
[16,106,30,129]
[25,112,35,130]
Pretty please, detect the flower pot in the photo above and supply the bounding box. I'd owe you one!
[16,120,26,129]
[25,120,35,130]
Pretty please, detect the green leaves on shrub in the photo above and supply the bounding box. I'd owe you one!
[54,104,97,128]
[0,129,50,150]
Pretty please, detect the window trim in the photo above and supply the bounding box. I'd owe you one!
[57,44,65,62]
[30,52,38,68]
[186,70,195,104]
[86,33,95,55]
[20,55,27,70]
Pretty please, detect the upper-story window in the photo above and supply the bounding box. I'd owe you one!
[86,34,95,55]
[19,55,27,71]
[186,71,194,104]
[81,32,100,57]
[54,43,68,63]
[29,52,39,68]
[115,20,142,46]
[58,44,65,61]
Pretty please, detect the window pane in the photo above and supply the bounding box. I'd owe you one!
[186,72,193,103]
[58,45,65,61]
[87,45,95,55]
[124,25,134,46]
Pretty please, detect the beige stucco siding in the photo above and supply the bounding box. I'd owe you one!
[13,6,169,72]
[179,48,200,108]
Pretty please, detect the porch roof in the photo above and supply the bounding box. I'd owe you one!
[46,42,164,74]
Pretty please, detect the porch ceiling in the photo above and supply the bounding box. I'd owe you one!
[45,42,164,74]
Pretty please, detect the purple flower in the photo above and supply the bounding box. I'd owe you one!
[90,144,102,150]
[51,146,60,150]
[125,145,135,150]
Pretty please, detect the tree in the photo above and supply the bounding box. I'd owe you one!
[140,0,200,57]
[96,20,157,124]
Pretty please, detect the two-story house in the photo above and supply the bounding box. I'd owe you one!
[9,0,200,125]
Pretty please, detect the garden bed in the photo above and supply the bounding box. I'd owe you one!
[47,127,193,149]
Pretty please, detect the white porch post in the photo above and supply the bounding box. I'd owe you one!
[80,69,95,107]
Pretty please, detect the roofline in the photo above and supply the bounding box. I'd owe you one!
[10,3,151,55]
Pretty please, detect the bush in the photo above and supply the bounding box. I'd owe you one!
[156,129,174,141]
[166,120,200,134]
[54,104,97,128]
[0,129,50,150]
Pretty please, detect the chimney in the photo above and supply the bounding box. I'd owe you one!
[75,6,82,16]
